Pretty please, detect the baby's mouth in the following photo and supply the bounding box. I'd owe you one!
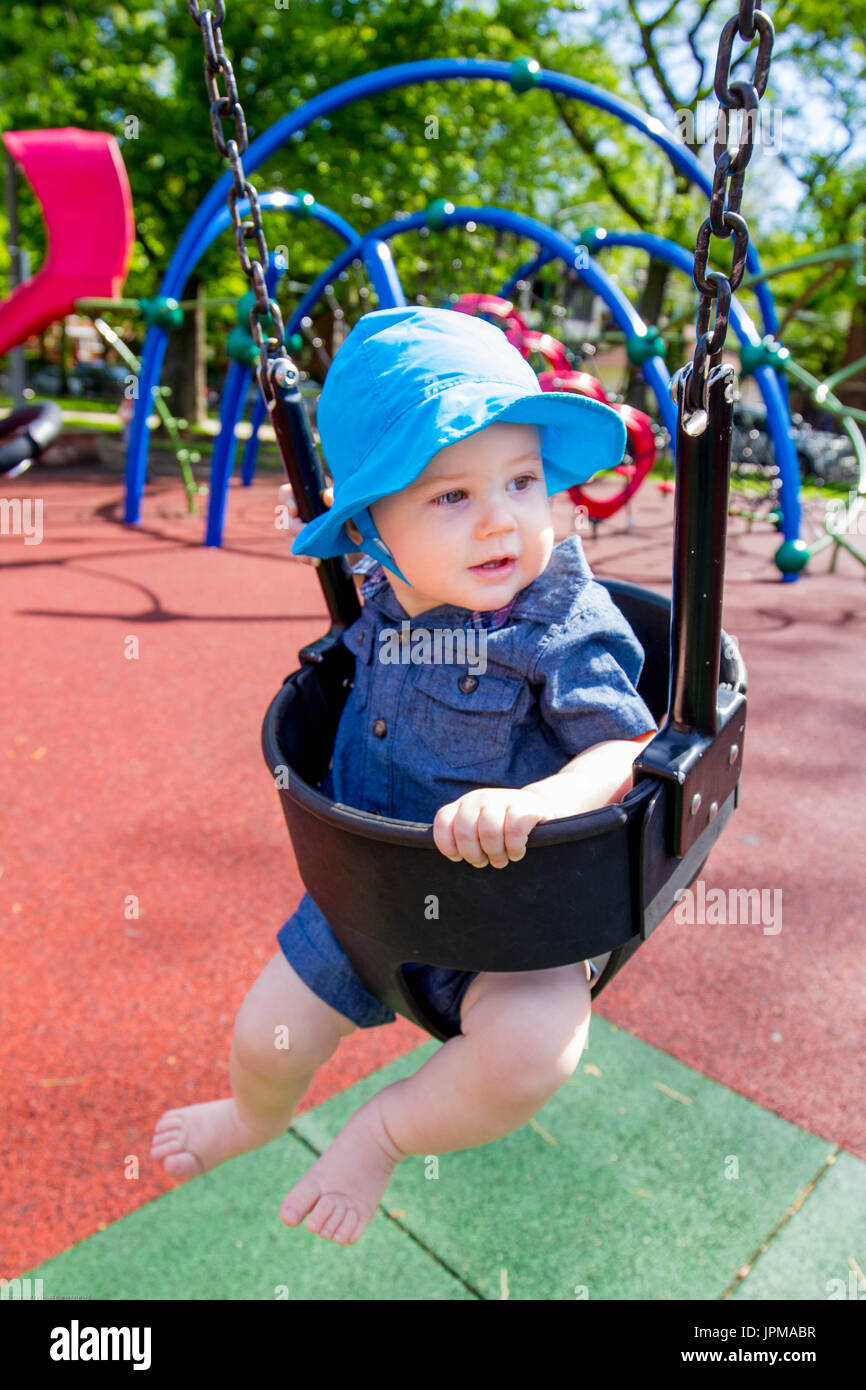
[470,555,517,572]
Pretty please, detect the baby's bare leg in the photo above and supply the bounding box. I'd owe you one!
[281,963,591,1245]
[151,951,356,1178]
[380,962,592,1150]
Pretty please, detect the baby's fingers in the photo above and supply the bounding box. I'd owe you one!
[475,803,518,870]
[278,483,334,513]
[432,802,465,863]
[476,798,549,867]
[499,803,547,863]
[433,799,490,867]
[279,484,334,565]
[446,802,494,869]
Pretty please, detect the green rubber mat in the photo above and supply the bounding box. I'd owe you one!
[24,1017,863,1301]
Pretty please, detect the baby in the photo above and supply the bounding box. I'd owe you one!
[152,306,657,1247]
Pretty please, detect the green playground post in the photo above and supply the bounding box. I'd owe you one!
[92,317,201,513]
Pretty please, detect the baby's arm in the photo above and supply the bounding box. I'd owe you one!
[433,731,655,869]
[521,730,656,817]
[436,591,661,868]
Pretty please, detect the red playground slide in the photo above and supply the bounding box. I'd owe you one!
[0,128,134,356]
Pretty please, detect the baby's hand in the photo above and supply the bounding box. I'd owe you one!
[432,788,554,869]
[278,481,333,564]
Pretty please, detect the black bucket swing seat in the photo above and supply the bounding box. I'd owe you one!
[261,361,748,1042]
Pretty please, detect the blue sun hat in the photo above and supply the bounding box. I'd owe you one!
[292,304,627,584]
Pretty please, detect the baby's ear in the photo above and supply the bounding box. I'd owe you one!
[345,517,362,544]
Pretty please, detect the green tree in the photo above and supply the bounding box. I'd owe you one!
[1,0,862,412]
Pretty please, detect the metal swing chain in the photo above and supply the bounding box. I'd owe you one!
[682,0,775,417]
[187,0,295,403]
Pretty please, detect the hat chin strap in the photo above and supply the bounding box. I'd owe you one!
[351,507,411,585]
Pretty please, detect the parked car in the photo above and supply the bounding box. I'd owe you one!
[30,365,66,395]
[731,401,859,486]
[69,362,130,402]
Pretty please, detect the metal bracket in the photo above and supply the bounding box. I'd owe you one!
[298,625,350,667]
[633,689,746,858]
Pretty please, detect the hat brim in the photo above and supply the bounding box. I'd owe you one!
[292,386,627,561]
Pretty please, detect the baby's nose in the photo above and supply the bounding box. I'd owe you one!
[477,496,518,532]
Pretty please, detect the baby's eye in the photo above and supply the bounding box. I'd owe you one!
[510,473,539,491]
[432,488,467,506]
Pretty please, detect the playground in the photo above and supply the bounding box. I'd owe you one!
[3,464,864,1310]
[1,0,864,1330]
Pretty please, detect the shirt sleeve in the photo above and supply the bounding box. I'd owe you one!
[531,586,659,754]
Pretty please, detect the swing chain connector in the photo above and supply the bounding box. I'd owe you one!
[683,3,774,414]
[671,357,738,437]
[669,364,708,437]
[187,0,296,405]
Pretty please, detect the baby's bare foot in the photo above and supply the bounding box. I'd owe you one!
[280,1093,405,1246]
[151,1099,287,1178]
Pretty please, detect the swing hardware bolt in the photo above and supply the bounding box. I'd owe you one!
[683,409,709,438]
[272,358,299,389]
[728,744,739,765]
[690,793,702,816]
[707,801,719,822]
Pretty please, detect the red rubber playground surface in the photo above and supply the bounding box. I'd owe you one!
[1,466,864,1278]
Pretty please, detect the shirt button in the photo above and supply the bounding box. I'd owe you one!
[458,674,479,693]
[371,719,388,737]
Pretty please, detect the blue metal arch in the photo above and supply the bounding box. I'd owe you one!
[126,57,781,525]
[230,203,800,569]
[571,229,800,550]
[503,228,790,418]
[502,230,801,550]
[153,191,802,568]
[213,240,405,543]
[285,203,676,429]
[125,192,402,524]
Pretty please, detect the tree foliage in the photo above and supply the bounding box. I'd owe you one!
[0,0,861,387]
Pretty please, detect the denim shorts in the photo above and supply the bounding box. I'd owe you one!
[277,891,477,1033]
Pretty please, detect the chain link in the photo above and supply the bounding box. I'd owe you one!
[187,0,291,400]
[715,11,774,103]
[684,3,775,413]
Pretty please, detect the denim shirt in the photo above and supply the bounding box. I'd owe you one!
[321,535,657,825]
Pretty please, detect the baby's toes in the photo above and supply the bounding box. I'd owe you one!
[151,1129,183,1159]
[153,1109,185,1135]
[281,1173,322,1227]
[319,1199,351,1241]
[163,1151,203,1178]
[306,1194,341,1237]
[150,1114,184,1154]
[332,1208,360,1246]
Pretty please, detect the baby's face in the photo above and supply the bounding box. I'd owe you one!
[362,422,554,618]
